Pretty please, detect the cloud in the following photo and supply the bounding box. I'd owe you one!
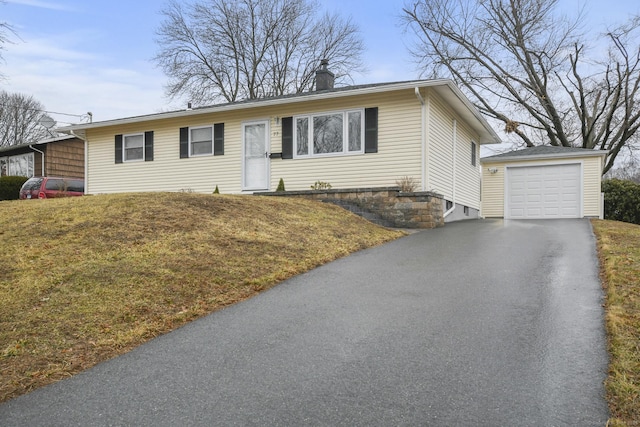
[2,31,169,123]
[6,0,75,11]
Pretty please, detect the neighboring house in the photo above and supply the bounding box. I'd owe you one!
[58,74,500,220]
[481,146,608,219]
[0,135,85,179]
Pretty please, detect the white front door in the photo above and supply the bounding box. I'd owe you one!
[243,121,269,191]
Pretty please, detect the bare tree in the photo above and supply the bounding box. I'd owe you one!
[154,0,365,104]
[0,90,52,147]
[0,0,17,81]
[403,0,640,174]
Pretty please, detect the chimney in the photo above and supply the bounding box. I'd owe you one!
[315,59,334,91]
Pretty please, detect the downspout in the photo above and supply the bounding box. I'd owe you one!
[414,87,428,191]
[29,145,45,177]
[444,119,457,218]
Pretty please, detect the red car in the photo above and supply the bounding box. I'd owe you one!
[19,177,85,200]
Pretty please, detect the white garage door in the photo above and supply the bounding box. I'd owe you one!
[507,164,581,219]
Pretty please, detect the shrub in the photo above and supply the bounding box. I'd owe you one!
[0,176,28,201]
[395,176,418,192]
[276,178,285,192]
[603,179,640,225]
[213,185,220,194]
[310,181,332,190]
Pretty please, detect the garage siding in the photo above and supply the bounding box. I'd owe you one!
[480,155,604,219]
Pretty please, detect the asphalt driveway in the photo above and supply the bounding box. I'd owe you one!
[0,219,609,426]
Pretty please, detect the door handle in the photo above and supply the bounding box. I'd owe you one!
[265,152,269,158]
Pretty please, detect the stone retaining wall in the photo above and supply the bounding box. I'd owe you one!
[259,187,444,229]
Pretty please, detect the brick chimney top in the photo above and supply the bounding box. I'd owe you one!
[315,59,335,91]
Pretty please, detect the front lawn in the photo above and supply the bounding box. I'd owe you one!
[592,219,640,426]
[0,192,404,402]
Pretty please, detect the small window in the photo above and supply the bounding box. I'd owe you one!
[446,200,453,211]
[5,153,35,177]
[124,133,144,162]
[464,206,469,216]
[190,126,213,156]
[471,141,477,166]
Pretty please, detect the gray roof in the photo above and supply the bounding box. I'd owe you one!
[57,79,501,145]
[481,145,607,163]
[0,134,78,154]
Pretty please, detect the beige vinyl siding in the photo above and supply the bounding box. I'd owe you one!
[582,156,604,217]
[86,113,245,194]
[85,90,425,194]
[270,90,422,190]
[453,122,481,209]
[480,162,506,217]
[427,94,454,199]
[480,155,604,218]
[427,91,482,209]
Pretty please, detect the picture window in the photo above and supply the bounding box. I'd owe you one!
[294,109,364,158]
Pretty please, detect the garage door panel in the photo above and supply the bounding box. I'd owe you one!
[507,164,581,219]
[545,207,560,216]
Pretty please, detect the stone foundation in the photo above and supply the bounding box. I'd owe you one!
[259,187,444,229]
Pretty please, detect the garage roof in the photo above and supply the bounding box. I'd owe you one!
[481,145,608,163]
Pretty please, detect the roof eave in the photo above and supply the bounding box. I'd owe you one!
[480,150,609,163]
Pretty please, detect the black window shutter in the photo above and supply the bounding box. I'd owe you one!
[179,127,189,158]
[281,117,293,159]
[214,123,224,156]
[364,107,378,153]
[115,134,123,164]
[144,131,154,161]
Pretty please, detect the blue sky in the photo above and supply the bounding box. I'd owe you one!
[1,0,639,132]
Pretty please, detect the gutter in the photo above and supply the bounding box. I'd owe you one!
[29,145,45,176]
[444,119,457,218]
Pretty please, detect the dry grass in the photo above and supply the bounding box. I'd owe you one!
[592,219,640,426]
[0,193,404,403]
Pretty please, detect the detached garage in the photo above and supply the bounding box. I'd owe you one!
[480,146,607,219]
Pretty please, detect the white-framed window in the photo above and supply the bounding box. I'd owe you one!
[1,153,34,177]
[124,133,144,162]
[294,109,364,158]
[190,126,213,156]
